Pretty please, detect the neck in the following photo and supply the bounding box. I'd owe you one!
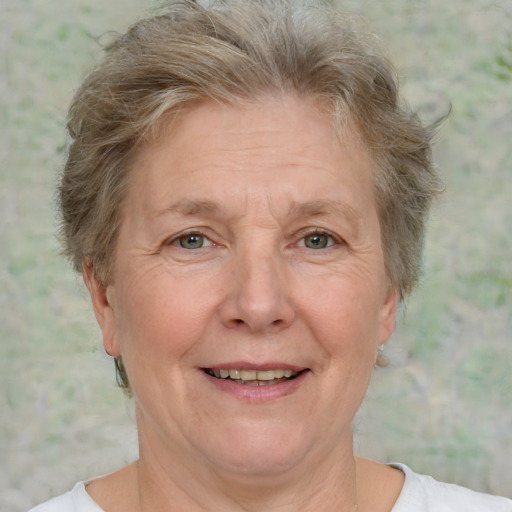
[135,425,359,512]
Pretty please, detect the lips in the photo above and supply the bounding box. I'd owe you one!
[203,368,304,386]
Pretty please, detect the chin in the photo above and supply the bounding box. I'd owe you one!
[201,421,315,478]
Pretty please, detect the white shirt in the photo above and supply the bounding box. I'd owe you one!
[390,464,511,511]
[29,464,512,511]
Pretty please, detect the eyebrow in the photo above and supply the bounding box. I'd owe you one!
[156,198,363,234]
[287,199,364,238]
[288,199,362,223]
[156,199,221,217]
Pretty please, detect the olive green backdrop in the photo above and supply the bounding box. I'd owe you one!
[1,0,511,509]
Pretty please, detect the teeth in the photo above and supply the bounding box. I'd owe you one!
[239,370,256,380]
[229,369,241,379]
[256,370,277,381]
[210,369,299,381]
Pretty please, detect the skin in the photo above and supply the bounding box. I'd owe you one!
[84,95,404,511]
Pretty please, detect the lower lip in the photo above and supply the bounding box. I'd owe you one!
[202,370,310,403]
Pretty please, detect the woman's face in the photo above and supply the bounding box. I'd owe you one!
[88,95,397,479]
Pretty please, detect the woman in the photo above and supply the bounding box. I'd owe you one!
[31,1,511,510]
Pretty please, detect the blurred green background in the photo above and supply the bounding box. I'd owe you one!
[1,0,511,509]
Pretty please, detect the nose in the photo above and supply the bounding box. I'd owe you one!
[219,246,296,334]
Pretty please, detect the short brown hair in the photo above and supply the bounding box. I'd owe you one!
[59,0,443,392]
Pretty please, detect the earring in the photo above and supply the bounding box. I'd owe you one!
[376,344,389,367]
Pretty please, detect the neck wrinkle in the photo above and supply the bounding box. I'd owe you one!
[135,417,359,512]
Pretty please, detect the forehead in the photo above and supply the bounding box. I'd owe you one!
[127,95,376,218]
[150,95,368,160]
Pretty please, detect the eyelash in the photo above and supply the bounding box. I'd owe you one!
[295,229,341,250]
[167,230,215,249]
[166,228,342,250]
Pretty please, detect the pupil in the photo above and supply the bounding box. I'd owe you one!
[305,234,328,249]
[180,234,203,249]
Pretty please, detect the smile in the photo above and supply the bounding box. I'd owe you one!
[204,368,302,386]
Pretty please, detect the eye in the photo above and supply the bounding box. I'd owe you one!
[174,232,214,250]
[300,231,336,249]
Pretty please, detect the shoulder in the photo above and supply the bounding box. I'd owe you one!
[391,463,512,512]
[28,482,105,512]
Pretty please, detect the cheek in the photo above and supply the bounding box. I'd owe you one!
[113,269,217,362]
[303,280,382,348]
[304,287,380,429]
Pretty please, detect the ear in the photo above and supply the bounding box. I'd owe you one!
[82,259,120,357]
[378,286,398,345]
